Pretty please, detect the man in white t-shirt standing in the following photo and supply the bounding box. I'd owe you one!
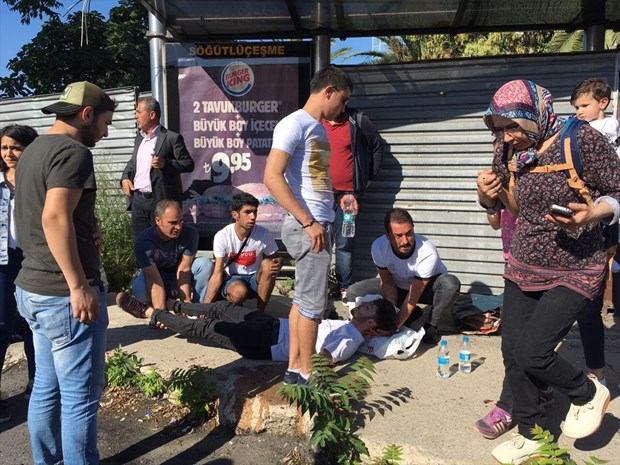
[204,193,282,310]
[348,208,461,344]
[264,66,353,386]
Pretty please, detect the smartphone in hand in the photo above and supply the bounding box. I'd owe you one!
[550,204,574,217]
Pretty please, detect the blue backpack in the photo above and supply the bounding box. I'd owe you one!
[505,116,618,253]
[505,116,593,207]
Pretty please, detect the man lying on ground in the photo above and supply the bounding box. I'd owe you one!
[116,293,398,381]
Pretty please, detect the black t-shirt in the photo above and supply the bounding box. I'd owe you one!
[134,225,199,273]
[15,134,101,295]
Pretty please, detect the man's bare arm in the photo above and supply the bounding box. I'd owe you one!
[204,257,226,303]
[264,149,327,252]
[378,268,399,306]
[176,254,194,303]
[142,264,167,310]
[42,187,99,324]
[397,278,429,328]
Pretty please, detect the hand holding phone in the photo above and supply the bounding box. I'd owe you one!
[550,204,574,217]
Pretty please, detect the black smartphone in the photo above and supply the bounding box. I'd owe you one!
[550,204,574,217]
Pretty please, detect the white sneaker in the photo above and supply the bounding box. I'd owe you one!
[562,375,610,439]
[491,433,541,464]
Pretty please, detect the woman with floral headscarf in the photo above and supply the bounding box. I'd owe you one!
[477,80,620,464]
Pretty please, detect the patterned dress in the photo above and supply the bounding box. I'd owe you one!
[485,81,620,299]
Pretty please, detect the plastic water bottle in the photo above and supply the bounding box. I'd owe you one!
[342,197,356,237]
[437,340,450,379]
[459,336,472,374]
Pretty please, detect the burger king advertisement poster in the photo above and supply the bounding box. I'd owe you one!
[174,42,311,240]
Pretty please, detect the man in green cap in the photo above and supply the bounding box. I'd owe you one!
[15,81,115,465]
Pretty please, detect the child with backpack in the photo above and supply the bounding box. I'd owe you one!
[572,78,620,317]
[571,78,620,157]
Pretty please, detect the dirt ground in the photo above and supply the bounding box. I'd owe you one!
[0,359,313,465]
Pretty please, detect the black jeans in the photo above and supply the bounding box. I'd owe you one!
[151,300,277,360]
[347,274,461,327]
[577,294,605,370]
[496,293,604,413]
[501,280,596,438]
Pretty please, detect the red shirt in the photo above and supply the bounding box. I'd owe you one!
[323,118,354,192]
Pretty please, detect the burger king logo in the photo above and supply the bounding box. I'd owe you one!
[221,61,254,97]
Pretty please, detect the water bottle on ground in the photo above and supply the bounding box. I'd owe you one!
[459,336,472,374]
[342,197,356,237]
[437,339,450,379]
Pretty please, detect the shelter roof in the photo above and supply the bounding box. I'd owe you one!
[140,0,620,42]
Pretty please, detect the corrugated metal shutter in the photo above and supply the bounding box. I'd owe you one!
[1,52,617,294]
[0,86,139,196]
[342,51,619,294]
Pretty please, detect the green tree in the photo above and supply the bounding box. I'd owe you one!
[3,0,61,24]
[545,29,620,52]
[0,0,149,97]
[355,32,554,64]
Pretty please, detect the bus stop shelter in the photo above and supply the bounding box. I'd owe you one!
[139,0,620,115]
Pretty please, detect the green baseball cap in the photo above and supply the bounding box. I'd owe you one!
[42,81,115,116]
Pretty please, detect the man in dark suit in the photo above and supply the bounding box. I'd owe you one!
[121,96,194,239]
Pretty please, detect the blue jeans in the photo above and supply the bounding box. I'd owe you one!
[131,256,213,305]
[0,247,34,382]
[16,286,108,465]
[331,202,354,289]
[222,273,259,299]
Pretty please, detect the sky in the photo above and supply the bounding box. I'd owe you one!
[0,1,373,80]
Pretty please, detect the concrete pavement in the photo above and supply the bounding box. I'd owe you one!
[103,293,620,465]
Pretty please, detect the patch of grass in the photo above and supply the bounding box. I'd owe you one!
[168,365,219,418]
[137,366,166,398]
[278,354,376,464]
[276,277,296,296]
[95,166,135,292]
[370,444,403,465]
[105,345,144,388]
[106,347,219,413]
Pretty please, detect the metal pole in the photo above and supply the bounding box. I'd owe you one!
[583,25,605,51]
[312,0,331,72]
[147,12,167,126]
[313,34,331,71]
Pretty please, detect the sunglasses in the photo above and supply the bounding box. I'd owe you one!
[332,87,350,105]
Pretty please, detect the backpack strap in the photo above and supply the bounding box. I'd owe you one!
[559,116,593,206]
[504,117,593,206]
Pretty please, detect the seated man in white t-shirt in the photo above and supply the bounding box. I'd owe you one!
[204,193,282,310]
[347,208,461,345]
[116,292,398,364]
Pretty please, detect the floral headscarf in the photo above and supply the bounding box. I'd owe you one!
[483,80,566,170]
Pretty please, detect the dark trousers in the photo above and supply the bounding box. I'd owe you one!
[497,293,604,413]
[577,295,605,369]
[0,247,35,382]
[501,280,596,438]
[348,274,461,327]
[152,300,276,360]
[130,193,156,240]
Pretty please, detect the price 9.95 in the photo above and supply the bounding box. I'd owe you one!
[211,152,252,182]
